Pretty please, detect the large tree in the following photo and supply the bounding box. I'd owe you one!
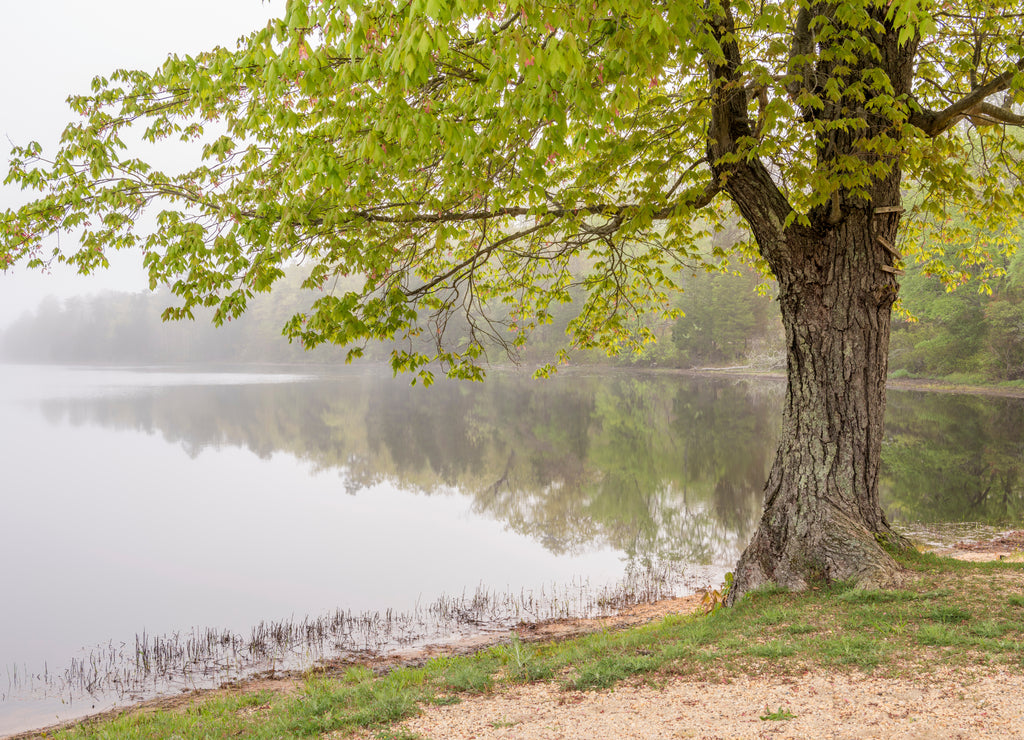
[3,0,1023,602]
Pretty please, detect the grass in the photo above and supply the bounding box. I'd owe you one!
[42,552,1024,740]
[760,705,796,721]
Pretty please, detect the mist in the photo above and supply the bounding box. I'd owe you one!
[0,0,280,329]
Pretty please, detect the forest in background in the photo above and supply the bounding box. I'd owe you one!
[3,249,1024,383]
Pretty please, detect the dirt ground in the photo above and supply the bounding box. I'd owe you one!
[385,668,1024,740]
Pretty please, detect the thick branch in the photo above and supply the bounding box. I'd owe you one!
[706,0,793,247]
[312,180,721,228]
[786,5,817,103]
[970,102,1024,127]
[911,59,1024,136]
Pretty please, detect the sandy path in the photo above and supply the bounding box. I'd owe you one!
[392,669,1024,740]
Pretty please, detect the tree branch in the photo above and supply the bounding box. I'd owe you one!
[910,58,1024,136]
[969,102,1024,127]
[706,0,793,246]
[786,5,817,103]
[402,217,554,300]
[313,180,721,228]
[395,179,721,302]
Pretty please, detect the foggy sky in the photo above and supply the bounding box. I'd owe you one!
[0,0,281,328]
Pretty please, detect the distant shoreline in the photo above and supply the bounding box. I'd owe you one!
[3,359,1024,400]
[588,365,1024,401]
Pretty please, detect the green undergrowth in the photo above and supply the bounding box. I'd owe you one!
[47,553,1024,740]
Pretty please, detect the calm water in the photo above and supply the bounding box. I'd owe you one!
[1,364,1022,733]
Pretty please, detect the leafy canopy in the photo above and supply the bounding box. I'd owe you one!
[3,0,1023,381]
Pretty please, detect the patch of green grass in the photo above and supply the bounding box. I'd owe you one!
[760,705,796,721]
[973,637,1024,655]
[969,620,1011,639]
[819,579,859,596]
[755,607,800,625]
[839,603,911,637]
[1008,594,1024,607]
[738,584,792,604]
[748,640,797,659]
[424,694,462,706]
[437,659,496,692]
[819,635,886,669]
[58,690,293,739]
[426,651,499,684]
[878,617,910,636]
[715,634,754,652]
[784,622,818,635]
[894,547,977,572]
[283,673,425,736]
[927,606,972,624]
[837,589,922,604]
[232,689,276,708]
[917,624,964,647]
[340,665,375,684]
[672,615,720,646]
[565,653,660,691]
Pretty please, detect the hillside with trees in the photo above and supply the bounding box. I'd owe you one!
[891,250,1024,384]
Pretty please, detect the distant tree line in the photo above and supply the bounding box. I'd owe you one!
[4,254,1024,383]
[0,272,339,365]
[890,249,1024,383]
[0,266,783,369]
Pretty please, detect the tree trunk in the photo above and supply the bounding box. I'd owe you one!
[727,207,909,604]
[702,0,920,605]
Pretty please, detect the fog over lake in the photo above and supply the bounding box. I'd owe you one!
[2,364,1023,733]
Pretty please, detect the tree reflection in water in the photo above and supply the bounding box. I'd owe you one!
[882,389,1024,526]
[38,370,1024,566]
[39,370,783,567]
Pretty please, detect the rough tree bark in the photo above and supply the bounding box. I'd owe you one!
[707,1,918,604]
[727,207,909,601]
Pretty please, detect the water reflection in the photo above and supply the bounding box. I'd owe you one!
[882,390,1024,525]
[37,370,783,565]
[34,370,1024,559]
[31,369,1024,558]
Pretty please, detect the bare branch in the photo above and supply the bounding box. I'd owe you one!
[969,102,1024,127]
[911,58,1024,136]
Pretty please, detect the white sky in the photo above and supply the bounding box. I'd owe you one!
[0,0,282,327]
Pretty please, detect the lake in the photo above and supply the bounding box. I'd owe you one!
[1,364,1022,734]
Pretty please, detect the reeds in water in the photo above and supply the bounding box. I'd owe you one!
[4,560,700,710]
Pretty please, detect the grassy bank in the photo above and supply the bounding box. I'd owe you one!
[18,550,1024,740]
